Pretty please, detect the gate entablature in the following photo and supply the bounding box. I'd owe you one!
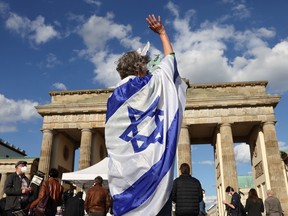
[183,80,280,145]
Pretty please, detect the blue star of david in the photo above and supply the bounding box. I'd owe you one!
[120,97,164,153]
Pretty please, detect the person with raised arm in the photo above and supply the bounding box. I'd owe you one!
[105,14,187,215]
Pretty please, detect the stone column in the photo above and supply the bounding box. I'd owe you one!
[254,129,271,196]
[215,131,225,216]
[38,129,54,179]
[219,123,238,191]
[0,173,7,198]
[177,124,191,175]
[78,128,93,170]
[91,129,106,164]
[262,121,288,213]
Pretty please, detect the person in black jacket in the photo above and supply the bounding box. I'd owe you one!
[63,191,84,216]
[4,161,32,216]
[222,186,241,216]
[172,163,203,216]
[244,188,264,216]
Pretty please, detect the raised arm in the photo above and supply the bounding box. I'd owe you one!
[146,15,173,56]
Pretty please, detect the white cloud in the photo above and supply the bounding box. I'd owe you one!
[31,16,58,44]
[73,2,288,94]
[46,53,61,68]
[90,38,156,87]
[234,143,251,163]
[0,1,9,17]
[77,13,146,86]
[231,40,288,93]
[194,141,284,167]
[78,13,131,53]
[204,195,217,208]
[165,1,180,18]
[278,141,288,151]
[232,3,251,19]
[0,94,39,132]
[5,12,58,45]
[198,160,215,165]
[52,83,67,91]
[90,51,121,87]
[163,5,288,93]
[84,0,101,7]
[0,125,17,133]
[191,146,198,151]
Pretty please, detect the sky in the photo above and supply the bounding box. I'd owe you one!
[1,0,288,208]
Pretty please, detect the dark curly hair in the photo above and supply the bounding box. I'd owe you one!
[49,168,59,178]
[116,51,150,79]
[94,176,103,185]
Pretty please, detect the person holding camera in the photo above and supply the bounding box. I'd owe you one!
[222,186,241,216]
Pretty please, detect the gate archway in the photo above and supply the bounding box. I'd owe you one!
[36,80,288,214]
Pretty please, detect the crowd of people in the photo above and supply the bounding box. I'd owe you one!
[223,186,284,216]
[0,160,207,216]
[1,160,284,216]
[1,160,112,216]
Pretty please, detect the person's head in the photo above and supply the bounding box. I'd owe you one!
[225,186,235,196]
[179,163,191,175]
[116,51,150,79]
[49,168,59,178]
[15,161,27,175]
[248,188,258,199]
[266,189,273,197]
[94,176,103,185]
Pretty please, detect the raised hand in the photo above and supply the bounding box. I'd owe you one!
[146,14,172,56]
[146,14,165,35]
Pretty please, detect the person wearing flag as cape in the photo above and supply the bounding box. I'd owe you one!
[105,14,187,216]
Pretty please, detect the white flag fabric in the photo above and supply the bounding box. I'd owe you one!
[105,54,187,216]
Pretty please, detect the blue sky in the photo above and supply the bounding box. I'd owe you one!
[1,0,288,207]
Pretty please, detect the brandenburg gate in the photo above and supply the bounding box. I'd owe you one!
[36,80,288,214]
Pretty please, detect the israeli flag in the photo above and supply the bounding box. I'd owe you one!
[105,54,187,216]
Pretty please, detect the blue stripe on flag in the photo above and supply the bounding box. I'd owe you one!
[113,110,180,215]
[106,75,152,122]
[173,57,180,83]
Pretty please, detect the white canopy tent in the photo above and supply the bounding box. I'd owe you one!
[62,157,109,189]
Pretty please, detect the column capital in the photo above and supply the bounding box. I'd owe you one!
[81,128,93,133]
[181,123,189,129]
[262,121,276,126]
[41,129,53,134]
[220,123,231,127]
[217,123,231,132]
